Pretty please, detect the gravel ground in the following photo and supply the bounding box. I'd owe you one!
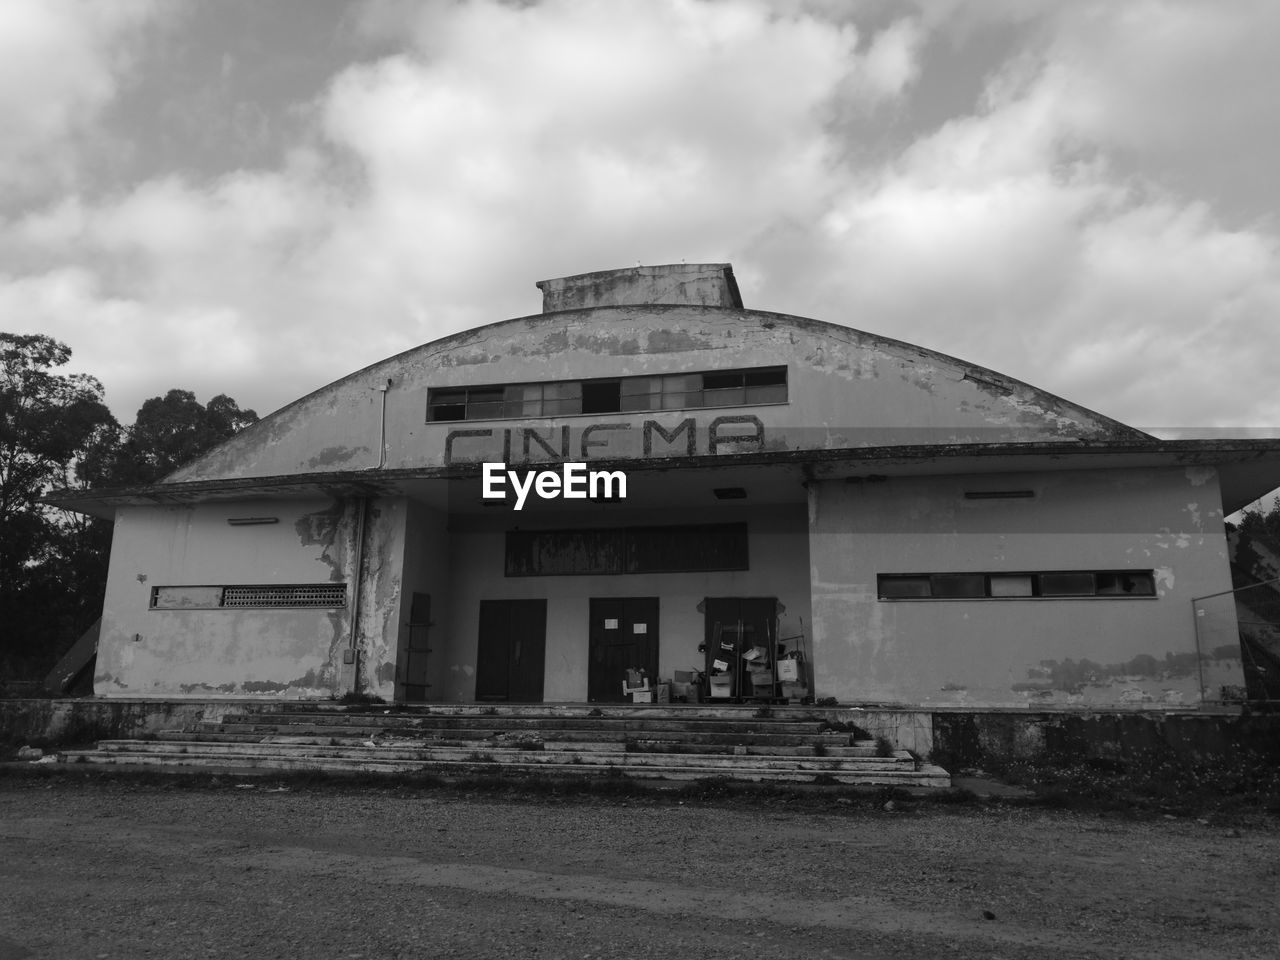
[0,773,1276,960]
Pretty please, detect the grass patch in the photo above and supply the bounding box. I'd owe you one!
[968,748,1280,817]
[816,719,872,739]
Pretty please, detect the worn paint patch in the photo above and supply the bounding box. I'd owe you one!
[242,680,289,694]
[570,332,642,355]
[645,329,711,353]
[1185,466,1216,486]
[527,329,569,356]
[1019,651,1205,695]
[306,445,368,470]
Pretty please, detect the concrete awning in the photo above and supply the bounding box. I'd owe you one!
[46,438,1280,519]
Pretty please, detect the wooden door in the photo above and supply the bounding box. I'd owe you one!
[588,597,659,703]
[399,592,432,702]
[704,597,777,699]
[474,599,547,702]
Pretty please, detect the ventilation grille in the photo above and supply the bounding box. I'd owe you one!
[221,584,347,608]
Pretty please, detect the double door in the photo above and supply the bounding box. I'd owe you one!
[588,597,659,703]
[704,597,777,699]
[474,599,547,702]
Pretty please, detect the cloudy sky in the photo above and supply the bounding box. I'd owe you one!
[4,0,1279,440]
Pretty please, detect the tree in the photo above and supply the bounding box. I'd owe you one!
[1,334,261,682]
[84,389,258,488]
[0,334,117,680]
[1238,496,1280,553]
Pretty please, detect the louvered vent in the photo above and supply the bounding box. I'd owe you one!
[221,584,347,608]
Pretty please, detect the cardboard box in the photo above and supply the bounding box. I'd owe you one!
[780,682,808,700]
[777,659,800,682]
[709,676,733,699]
[671,682,702,703]
[631,690,654,704]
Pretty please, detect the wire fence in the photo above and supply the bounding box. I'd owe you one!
[1194,578,1280,703]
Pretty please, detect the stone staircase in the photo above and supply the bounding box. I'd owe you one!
[58,703,951,788]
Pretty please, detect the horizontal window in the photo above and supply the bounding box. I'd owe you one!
[150,584,347,610]
[428,366,787,421]
[506,524,748,577]
[877,571,1156,600]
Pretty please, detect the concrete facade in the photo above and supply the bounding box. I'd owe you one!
[439,504,811,703]
[60,264,1280,710]
[808,466,1240,708]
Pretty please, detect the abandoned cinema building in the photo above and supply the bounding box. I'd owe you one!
[53,263,1280,713]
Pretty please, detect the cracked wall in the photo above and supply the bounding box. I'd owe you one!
[96,498,362,698]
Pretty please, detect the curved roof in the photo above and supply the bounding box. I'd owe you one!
[163,295,1150,485]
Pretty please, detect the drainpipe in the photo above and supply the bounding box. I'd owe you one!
[376,378,392,469]
[346,496,368,692]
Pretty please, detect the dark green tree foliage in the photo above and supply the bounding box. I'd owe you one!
[1,334,117,681]
[1,335,260,682]
[1238,498,1280,553]
[83,389,258,487]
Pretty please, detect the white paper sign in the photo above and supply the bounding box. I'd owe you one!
[604,618,618,630]
[633,623,647,634]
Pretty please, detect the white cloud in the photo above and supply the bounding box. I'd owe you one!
[0,0,160,197]
[321,0,878,304]
[744,0,1280,432]
[2,0,1279,443]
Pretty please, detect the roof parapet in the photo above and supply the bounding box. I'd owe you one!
[536,263,743,313]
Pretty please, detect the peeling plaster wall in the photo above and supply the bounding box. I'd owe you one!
[351,497,411,701]
[437,504,811,702]
[808,466,1243,708]
[166,307,1142,483]
[96,499,361,698]
[391,499,452,701]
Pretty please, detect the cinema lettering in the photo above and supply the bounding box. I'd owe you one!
[443,414,765,465]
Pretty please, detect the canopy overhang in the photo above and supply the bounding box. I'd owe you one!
[47,438,1280,520]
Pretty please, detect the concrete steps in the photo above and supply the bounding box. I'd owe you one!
[57,703,952,788]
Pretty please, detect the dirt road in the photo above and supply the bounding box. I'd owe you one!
[0,775,1276,959]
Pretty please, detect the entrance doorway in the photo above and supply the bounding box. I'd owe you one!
[704,597,777,699]
[474,599,547,702]
[588,597,659,703]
